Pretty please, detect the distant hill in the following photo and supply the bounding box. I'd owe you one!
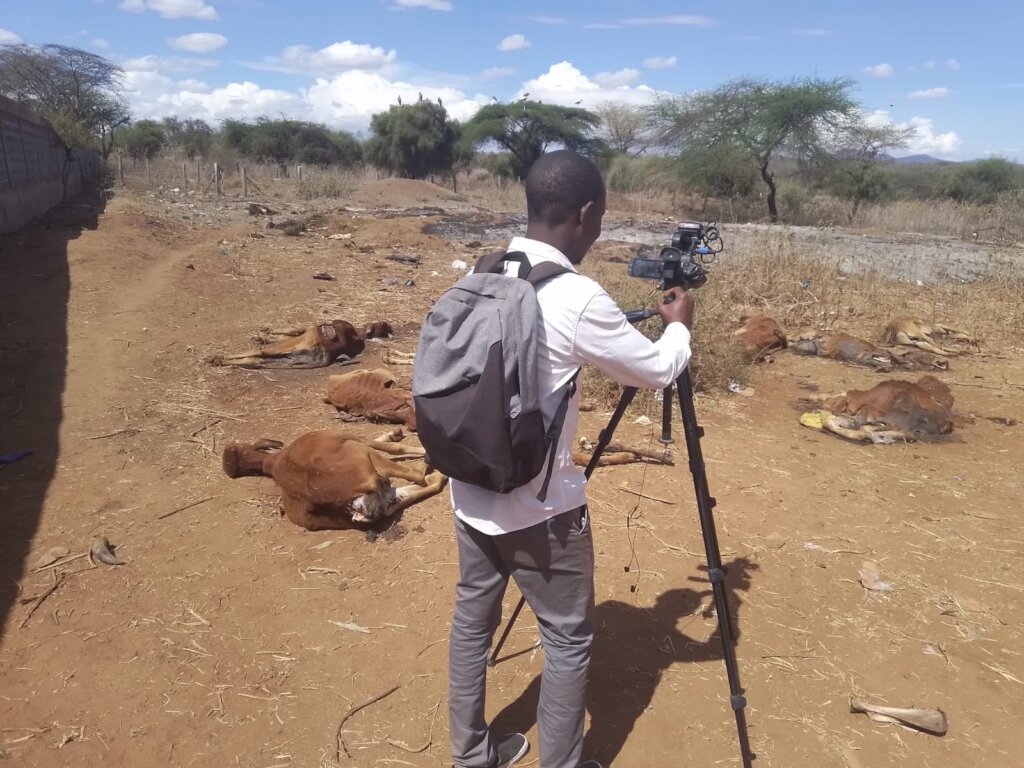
[889,154,957,165]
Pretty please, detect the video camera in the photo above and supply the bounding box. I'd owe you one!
[627,221,722,291]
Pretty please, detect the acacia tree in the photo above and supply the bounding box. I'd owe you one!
[828,123,913,221]
[461,101,603,180]
[161,117,215,159]
[0,43,129,194]
[365,97,458,179]
[221,118,362,172]
[594,102,651,155]
[649,77,858,222]
[675,140,758,215]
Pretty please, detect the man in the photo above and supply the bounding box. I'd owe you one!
[448,150,695,768]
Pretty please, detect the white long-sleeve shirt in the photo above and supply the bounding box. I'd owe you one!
[451,236,692,535]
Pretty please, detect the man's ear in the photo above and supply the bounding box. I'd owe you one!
[578,199,597,228]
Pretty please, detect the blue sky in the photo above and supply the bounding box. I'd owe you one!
[2,0,1021,159]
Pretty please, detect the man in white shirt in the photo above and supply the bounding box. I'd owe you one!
[448,150,695,768]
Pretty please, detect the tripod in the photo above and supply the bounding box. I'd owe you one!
[487,312,755,768]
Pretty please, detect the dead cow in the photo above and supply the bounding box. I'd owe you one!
[883,317,975,357]
[573,437,673,468]
[734,315,788,361]
[207,320,391,369]
[325,368,416,430]
[222,430,446,530]
[793,332,949,372]
[800,374,954,444]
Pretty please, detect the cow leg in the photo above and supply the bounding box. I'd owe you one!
[819,415,873,442]
[385,349,416,366]
[369,439,425,457]
[259,326,307,341]
[934,324,976,344]
[893,331,952,356]
[368,452,428,485]
[208,352,268,367]
[388,471,449,515]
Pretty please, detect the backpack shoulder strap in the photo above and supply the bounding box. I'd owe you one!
[474,251,570,286]
[474,250,529,276]
[524,261,571,287]
[536,367,582,503]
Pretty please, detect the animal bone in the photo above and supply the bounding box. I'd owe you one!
[850,697,948,736]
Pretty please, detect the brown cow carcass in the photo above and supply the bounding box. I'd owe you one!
[324,368,416,430]
[793,332,949,372]
[222,430,446,530]
[799,374,955,444]
[207,320,392,369]
[733,315,788,361]
[883,317,975,357]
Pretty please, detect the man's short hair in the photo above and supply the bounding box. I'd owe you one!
[525,150,606,227]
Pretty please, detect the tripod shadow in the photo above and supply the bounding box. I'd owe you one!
[491,557,758,767]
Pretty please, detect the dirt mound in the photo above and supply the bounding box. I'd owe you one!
[350,177,464,208]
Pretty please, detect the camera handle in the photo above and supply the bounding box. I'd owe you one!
[486,315,755,768]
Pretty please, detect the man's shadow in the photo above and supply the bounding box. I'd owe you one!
[491,557,758,767]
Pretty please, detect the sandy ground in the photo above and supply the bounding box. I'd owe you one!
[1,182,1022,768]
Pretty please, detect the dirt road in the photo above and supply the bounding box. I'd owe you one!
[1,188,1022,768]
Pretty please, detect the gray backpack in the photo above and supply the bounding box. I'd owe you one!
[412,251,579,501]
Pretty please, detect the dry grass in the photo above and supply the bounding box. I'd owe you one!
[580,228,1024,408]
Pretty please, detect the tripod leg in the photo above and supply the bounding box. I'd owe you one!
[488,386,639,666]
[660,383,675,446]
[488,595,527,666]
[674,368,755,768]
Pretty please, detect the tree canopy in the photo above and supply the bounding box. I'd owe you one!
[0,43,129,157]
[364,97,458,179]
[461,101,603,181]
[221,118,362,168]
[594,102,651,156]
[649,77,859,221]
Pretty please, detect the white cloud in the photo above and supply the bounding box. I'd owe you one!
[306,72,487,129]
[0,28,22,44]
[621,15,715,27]
[389,0,453,9]
[593,68,640,88]
[498,34,530,52]
[121,62,490,134]
[908,86,948,99]
[122,54,217,73]
[516,61,660,109]
[946,58,960,71]
[125,70,304,123]
[865,110,961,155]
[480,66,515,80]
[92,37,111,49]
[793,28,833,36]
[118,0,218,20]
[266,41,397,75]
[923,60,937,70]
[644,56,678,70]
[863,62,893,79]
[531,16,567,24]
[169,32,228,53]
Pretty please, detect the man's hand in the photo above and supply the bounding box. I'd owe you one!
[657,287,695,329]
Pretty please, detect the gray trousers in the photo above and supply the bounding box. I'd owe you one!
[449,506,595,768]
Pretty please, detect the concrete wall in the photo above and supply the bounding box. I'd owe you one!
[0,95,102,234]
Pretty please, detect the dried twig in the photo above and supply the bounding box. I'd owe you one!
[157,496,215,520]
[617,486,675,505]
[19,574,66,628]
[336,684,401,760]
[386,699,441,754]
